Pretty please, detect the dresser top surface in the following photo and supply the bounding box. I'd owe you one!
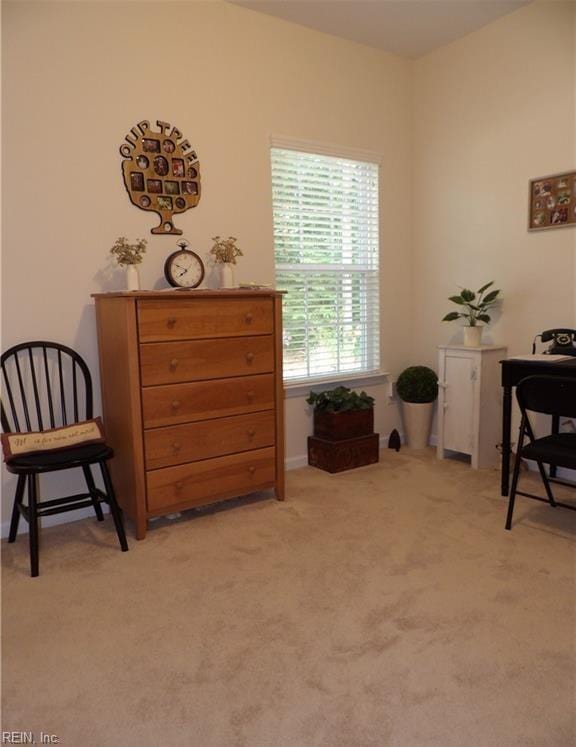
[92,289,284,299]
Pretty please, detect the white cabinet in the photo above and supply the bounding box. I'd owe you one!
[437,345,507,469]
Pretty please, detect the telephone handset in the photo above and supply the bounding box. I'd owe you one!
[532,328,576,356]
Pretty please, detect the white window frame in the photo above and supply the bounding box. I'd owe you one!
[271,135,384,390]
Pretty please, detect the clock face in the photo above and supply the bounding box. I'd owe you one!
[164,249,205,288]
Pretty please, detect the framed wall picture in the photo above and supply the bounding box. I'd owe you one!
[528,170,576,231]
[120,119,201,235]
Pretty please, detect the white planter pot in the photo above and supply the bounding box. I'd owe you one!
[401,401,434,449]
[126,264,140,291]
[219,263,235,289]
[463,326,482,347]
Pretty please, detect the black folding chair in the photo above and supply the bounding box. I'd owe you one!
[1,341,128,576]
[505,375,576,530]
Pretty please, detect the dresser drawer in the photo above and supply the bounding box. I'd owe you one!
[142,373,274,428]
[147,447,276,512]
[138,298,273,342]
[140,336,274,386]
[144,411,275,469]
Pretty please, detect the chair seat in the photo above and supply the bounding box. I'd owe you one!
[6,443,113,474]
[521,433,576,470]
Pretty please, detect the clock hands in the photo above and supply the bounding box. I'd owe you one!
[173,262,191,277]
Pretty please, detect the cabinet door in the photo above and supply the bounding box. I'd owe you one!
[443,354,475,455]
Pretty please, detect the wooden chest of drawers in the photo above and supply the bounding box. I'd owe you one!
[93,290,285,539]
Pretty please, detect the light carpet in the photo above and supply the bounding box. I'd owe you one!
[2,449,575,746]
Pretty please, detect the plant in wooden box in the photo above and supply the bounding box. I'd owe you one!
[306,386,379,473]
[442,281,501,347]
[396,367,438,449]
[306,387,374,440]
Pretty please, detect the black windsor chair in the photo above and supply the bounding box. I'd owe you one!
[1,341,128,576]
[505,375,576,530]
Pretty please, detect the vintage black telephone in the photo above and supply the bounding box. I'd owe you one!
[532,329,576,356]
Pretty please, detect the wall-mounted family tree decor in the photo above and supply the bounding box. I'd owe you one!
[120,120,201,235]
[529,170,576,231]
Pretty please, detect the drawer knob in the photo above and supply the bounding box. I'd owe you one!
[172,442,182,452]
[245,352,255,363]
[169,359,179,371]
[248,466,256,475]
[246,391,255,401]
[171,400,181,410]
[175,481,184,492]
[247,429,256,438]
[167,317,177,328]
[245,312,254,324]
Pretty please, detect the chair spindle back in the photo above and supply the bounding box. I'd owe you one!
[1,342,93,434]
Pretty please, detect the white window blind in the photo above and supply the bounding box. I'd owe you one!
[271,146,380,385]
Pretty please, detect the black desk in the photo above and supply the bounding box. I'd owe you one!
[500,356,576,495]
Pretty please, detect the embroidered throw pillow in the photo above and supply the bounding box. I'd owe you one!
[2,418,105,462]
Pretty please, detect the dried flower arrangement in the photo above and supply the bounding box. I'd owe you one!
[110,237,147,266]
[210,236,243,264]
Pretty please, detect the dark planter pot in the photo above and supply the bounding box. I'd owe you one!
[313,408,374,442]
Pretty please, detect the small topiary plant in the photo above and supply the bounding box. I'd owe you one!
[306,386,374,412]
[396,366,438,403]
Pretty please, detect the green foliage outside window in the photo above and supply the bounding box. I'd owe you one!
[273,151,378,380]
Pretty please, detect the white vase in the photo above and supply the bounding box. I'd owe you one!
[220,262,235,289]
[463,326,482,347]
[126,264,140,291]
[401,401,434,449]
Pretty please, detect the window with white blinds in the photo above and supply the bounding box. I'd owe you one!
[271,145,380,385]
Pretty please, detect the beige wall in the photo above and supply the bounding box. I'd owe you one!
[3,0,576,535]
[2,1,413,530]
[412,0,576,367]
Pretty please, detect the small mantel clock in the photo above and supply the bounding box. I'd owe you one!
[164,240,205,289]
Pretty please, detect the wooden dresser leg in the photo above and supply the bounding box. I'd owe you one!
[135,516,148,540]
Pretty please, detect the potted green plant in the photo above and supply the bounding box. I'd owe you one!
[306,386,375,441]
[396,366,438,449]
[442,281,501,347]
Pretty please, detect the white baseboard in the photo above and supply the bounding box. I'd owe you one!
[285,454,309,471]
[430,433,576,482]
[15,434,572,537]
[1,505,107,540]
[555,467,576,481]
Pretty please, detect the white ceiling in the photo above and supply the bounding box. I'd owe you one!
[231,0,531,59]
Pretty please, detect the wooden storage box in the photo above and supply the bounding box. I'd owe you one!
[313,408,374,441]
[308,433,379,473]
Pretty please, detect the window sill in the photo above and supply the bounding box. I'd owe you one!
[284,372,390,399]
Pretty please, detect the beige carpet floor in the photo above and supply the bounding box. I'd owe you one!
[2,449,575,746]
